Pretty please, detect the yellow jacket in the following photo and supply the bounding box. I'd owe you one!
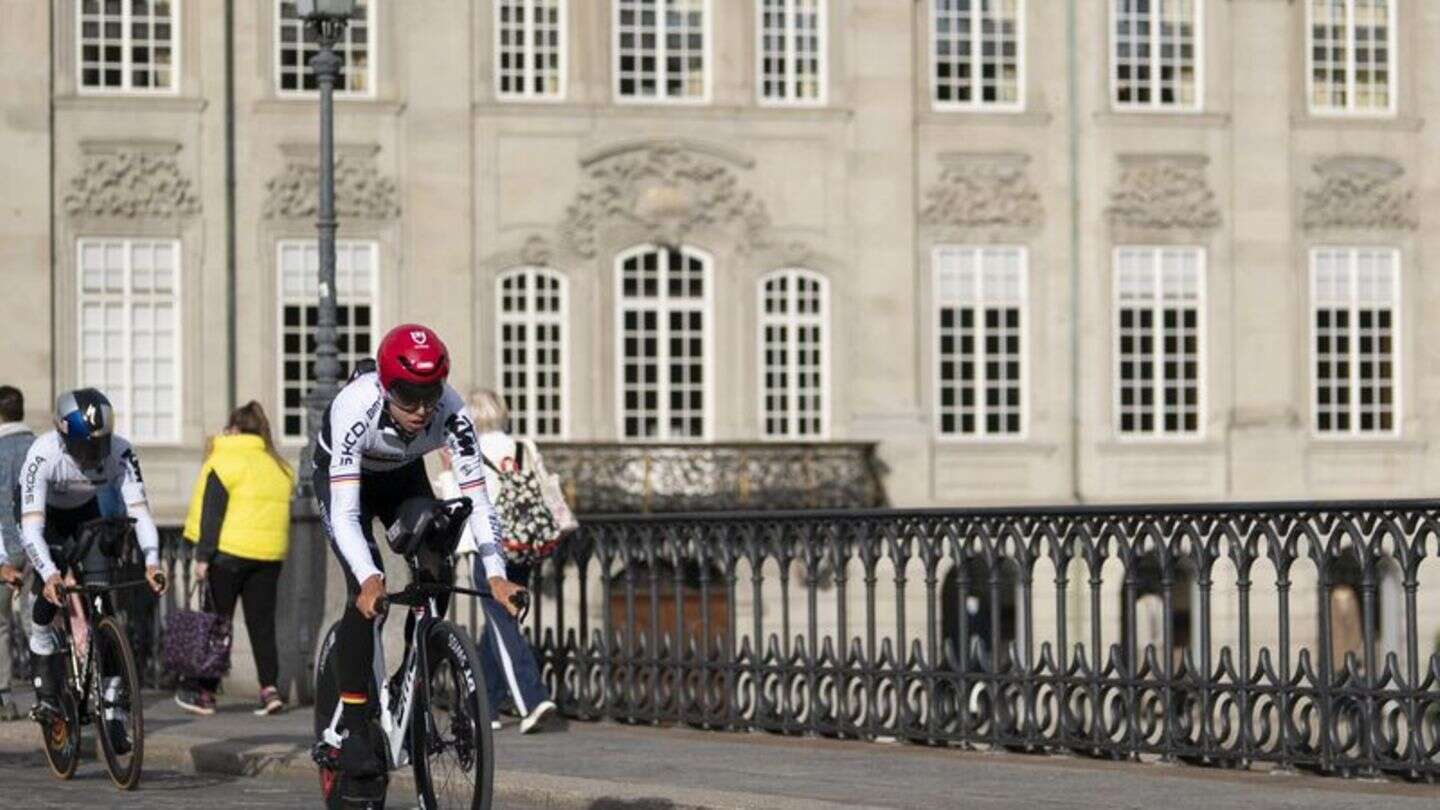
[182,434,294,562]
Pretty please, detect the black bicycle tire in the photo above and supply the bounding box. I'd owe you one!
[412,619,493,810]
[92,615,144,790]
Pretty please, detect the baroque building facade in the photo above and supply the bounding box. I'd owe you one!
[3,1,1440,685]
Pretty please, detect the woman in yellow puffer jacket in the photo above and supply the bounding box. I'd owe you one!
[176,402,293,717]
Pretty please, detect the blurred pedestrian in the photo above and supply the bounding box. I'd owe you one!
[434,389,558,734]
[176,402,293,716]
[0,385,34,721]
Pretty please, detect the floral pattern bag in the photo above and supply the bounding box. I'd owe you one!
[484,443,562,565]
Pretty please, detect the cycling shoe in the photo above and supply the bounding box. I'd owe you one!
[339,721,387,780]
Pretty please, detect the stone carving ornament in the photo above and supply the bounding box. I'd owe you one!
[264,155,400,220]
[920,153,1043,229]
[1301,156,1416,231]
[561,142,771,257]
[65,152,200,219]
[1107,155,1221,230]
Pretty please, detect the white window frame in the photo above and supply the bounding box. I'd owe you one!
[613,0,713,105]
[757,268,831,440]
[614,244,716,442]
[755,0,828,107]
[496,266,570,439]
[75,238,183,444]
[76,0,182,95]
[1308,246,1402,438]
[494,0,568,102]
[274,0,377,99]
[932,245,1030,441]
[1109,0,1205,112]
[929,0,1026,113]
[274,239,380,444]
[1305,0,1397,117]
[1111,246,1207,441]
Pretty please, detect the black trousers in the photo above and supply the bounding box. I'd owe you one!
[312,454,435,698]
[191,553,283,692]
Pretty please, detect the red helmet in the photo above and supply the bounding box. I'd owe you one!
[376,324,450,393]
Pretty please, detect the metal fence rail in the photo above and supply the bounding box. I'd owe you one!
[514,500,1440,780]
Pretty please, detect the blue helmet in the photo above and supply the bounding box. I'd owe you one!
[55,388,114,468]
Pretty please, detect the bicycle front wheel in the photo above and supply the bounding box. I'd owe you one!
[412,620,493,810]
[92,615,144,790]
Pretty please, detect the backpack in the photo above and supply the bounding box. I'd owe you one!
[483,443,561,565]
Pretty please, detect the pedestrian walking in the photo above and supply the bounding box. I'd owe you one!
[176,401,294,716]
[434,389,561,734]
[0,385,34,721]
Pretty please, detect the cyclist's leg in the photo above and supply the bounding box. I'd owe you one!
[371,460,439,667]
[313,460,387,786]
[27,503,97,711]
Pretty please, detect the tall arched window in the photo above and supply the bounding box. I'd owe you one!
[616,245,712,440]
[759,269,828,439]
[497,267,567,438]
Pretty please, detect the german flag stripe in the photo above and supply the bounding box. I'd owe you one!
[340,691,369,705]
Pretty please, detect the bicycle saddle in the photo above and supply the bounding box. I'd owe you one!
[385,497,472,559]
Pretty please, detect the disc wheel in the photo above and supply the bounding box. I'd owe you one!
[40,680,81,780]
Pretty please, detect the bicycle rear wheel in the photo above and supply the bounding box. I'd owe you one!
[92,615,144,790]
[40,668,81,780]
[412,620,492,810]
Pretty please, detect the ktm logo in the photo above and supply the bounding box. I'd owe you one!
[410,330,428,345]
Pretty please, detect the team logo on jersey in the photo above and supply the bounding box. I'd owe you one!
[444,413,478,457]
[410,330,428,345]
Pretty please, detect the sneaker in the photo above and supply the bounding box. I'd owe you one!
[491,719,502,731]
[519,700,557,734]
[175,688,216,716]
[254,686,285,716]
[106,718,132,755]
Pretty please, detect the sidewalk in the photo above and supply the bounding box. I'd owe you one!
[0,691,1436,809]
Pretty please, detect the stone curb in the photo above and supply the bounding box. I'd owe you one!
[0,721,850,809]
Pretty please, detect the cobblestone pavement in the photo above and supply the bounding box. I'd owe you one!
[0,748,557,809]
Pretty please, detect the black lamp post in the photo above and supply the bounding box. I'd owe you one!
[294,0,357,491]
[286,0,358,705]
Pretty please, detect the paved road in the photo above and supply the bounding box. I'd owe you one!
[0,747,554,810]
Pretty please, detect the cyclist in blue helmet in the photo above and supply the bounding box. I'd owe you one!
[16,389,166,749]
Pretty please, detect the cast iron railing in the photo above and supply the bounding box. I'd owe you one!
[491,500,1440,781]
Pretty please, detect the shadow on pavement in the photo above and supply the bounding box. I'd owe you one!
[589,801,677,809]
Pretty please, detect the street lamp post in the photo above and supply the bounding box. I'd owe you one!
[286,0,358,705]
[295,0,357,493]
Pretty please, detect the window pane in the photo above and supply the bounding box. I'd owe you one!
[935,245,1025,436]
[934,0,1021,108]
[278,240,378,438]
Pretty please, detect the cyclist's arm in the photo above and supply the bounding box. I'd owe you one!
[116,443,161,566]
[16,443,58,581]
[328,392,382,584]
[442,402,507,580]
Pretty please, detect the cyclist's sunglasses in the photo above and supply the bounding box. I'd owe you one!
[388,382,443,413]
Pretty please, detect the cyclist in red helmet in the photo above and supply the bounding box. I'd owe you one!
[311,323,522,801]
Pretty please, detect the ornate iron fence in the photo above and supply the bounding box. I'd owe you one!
[504,500,1440,780]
